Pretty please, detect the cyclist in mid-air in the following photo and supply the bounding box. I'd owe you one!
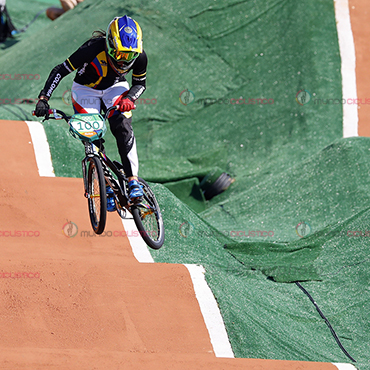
[34,15,146,209]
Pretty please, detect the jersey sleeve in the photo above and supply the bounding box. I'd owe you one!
[38,38,104,99]
[126,50,147,101]
[38,63,71,99]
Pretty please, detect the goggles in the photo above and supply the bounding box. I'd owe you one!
[108,47,139,62]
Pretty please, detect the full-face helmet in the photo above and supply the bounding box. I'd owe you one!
[106,15,143,74]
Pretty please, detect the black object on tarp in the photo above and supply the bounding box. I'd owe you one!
[0,0,17,42]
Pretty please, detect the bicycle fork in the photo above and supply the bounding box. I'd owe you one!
[81,143,129,208]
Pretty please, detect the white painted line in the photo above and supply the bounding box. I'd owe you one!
[25,121,55,177]
[122,219,234,356]
[121,218,154,263]
[334,0,358,138]
[333,363,357,370]
[26,119,234,358]
[28,120,356,365]
[184,264,235,358]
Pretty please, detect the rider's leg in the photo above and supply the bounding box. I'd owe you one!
[101,81,142,197]
[108,113,142,200]
[107,112,139,179]
[71,82,102,113]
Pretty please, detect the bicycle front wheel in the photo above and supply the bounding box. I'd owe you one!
[87,156,107,234]
[132,178,164,250]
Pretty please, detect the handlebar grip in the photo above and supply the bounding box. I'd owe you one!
[31,109,54,117]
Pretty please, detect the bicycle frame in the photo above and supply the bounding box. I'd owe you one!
[40,106,135,210]
[81,141,131,209]
[33,106,165,249]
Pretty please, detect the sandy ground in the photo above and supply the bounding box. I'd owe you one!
[349,0,370,136]
[0,2,364,366]
[0,124,348,369]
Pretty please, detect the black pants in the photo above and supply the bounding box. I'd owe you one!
[94,112,138,177]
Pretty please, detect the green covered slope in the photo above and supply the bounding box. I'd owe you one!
[0,0,367,368]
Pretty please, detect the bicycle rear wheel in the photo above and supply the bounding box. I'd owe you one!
[132,178,164,250]
[87,156,107,234]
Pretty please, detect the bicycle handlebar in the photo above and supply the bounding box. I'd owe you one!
[32,105,120,122]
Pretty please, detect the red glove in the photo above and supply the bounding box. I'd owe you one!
[116,96,136,112]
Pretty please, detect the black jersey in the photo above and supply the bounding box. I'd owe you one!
[39,37,147,101]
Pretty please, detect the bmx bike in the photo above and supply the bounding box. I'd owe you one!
[34,105,164,250]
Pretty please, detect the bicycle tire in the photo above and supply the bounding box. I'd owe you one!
[87,156,107,234]
[132,178,164,250]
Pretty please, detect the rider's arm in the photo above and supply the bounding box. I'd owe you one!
[38,63,71,100]
[126,50,147,101]
[38,38,101,100]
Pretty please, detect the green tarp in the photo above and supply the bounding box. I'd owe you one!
[0,0,367,367]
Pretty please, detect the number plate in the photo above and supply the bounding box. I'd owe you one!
[69,113,107,142]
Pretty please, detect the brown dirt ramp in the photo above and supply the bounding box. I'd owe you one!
[0,120,350,369]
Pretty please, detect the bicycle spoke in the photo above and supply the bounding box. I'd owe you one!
[87,157,107,234]
[132,178,164,249]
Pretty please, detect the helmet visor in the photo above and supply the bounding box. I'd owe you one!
[108,47,139,62]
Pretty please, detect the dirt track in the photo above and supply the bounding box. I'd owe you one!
[0,2,364,367]
[0,126,350,369]
[349,0,370,136]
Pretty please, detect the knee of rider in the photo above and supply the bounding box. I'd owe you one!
[109,114,132,136]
